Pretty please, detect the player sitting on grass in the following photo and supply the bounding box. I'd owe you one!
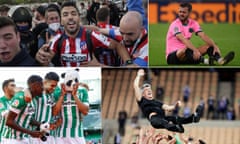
[166,2,234,65]
[134,69,204,133]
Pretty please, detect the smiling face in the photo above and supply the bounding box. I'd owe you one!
[0,26,20,63]
[61,6,80,37]
[44,80,58,94]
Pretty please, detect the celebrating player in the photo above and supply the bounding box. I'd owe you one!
[2,75,44,144]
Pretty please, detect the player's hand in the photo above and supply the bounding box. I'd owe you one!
[72,83,80,97]
[175,100,181,108]
[137,69,145,77]
[29,130,44,138]
[193,49,201,60]
[60,83,67,96]
[213,45,221,56]
[35,44,52,66]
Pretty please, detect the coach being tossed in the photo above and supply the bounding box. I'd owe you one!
[134,69,203,133]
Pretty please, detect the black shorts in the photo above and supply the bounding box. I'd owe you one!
[167,50,200,64]
[167,51,183,64]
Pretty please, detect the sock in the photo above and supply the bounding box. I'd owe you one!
[214,53,221,61]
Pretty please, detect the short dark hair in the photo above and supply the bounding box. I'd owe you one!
[2,78,15,91]
[36,5,46,17]
[96,7,110,22]
[180,2,192,12]
[47,3,61,17]
[27,75,43,85]
[0,16,17,33]
[45,7,60,19]
[45,72,59,82]
[61,1,79,15]
[0,5,10,12]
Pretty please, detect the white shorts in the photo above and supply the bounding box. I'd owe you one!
[1,138,29,144]
[29,136,55,144]
[55,137,85,144]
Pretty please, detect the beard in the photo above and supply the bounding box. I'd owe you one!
[124,39,138,47]
[66,27,79,35]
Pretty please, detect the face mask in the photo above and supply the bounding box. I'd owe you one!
[49,22,60,32]
[17,25,30,32]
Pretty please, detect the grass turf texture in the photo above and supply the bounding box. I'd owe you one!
[149,23,240,67]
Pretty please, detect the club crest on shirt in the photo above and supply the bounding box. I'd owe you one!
[0,103,3,109]
[189,28,194,33]
[12,100,19,107]
[80,41,87,50]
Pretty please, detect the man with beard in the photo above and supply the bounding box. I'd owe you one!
[36,1,131,67]
[97,11,148,66]
[166,2,234,65]
[2,75,44,144]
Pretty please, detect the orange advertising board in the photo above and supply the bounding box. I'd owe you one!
[149,2,240,24]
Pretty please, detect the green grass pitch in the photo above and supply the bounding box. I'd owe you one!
[149,23,240,67]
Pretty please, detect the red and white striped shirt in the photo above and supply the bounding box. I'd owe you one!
[96,23,119,66]
[50,27,111,67]
[109,28,148,66]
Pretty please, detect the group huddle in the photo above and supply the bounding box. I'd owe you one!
[0,69,90,144]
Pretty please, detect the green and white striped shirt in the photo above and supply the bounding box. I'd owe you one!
[54,88,89,138]
[0,96,11,142]
[2,91,35,140]
[32,86,61,122]
[32,86,61,136]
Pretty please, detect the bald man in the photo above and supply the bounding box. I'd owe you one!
[98,11,148,66]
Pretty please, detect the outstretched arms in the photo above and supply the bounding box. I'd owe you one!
[134,69,145,101]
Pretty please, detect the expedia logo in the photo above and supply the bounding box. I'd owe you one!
[61,53,87,62]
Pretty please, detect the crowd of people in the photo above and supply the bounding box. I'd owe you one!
[0,0,148,67]
[0,70,94,144]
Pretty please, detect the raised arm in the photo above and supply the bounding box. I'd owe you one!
[134,69,145,101]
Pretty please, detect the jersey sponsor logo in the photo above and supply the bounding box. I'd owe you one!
[62,100,76,106]
[12,100,19,107]
[61,53,87,62]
